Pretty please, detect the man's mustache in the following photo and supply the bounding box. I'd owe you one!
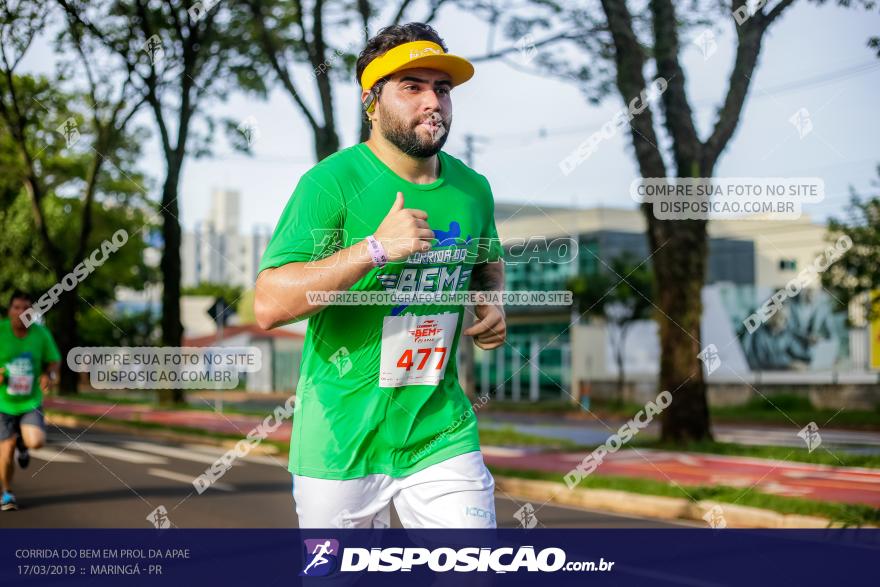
[417,112,448,127]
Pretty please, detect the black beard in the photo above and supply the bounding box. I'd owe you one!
[379,105,450,158]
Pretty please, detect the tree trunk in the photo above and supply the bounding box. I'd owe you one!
[647,209,712,442]
[615,323,629,405]
[53,292,80,396]
[159,161,184,405]
[315,126,340,161]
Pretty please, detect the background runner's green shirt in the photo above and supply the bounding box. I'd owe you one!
[259,142,503,480]
[0,319,61,415]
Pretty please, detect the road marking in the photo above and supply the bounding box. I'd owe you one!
[122,441,235,465]
[29,448,84,463]
[183,444,288,467]
[181,444,230,455]
[71,441,168,465]
[148,468,234,492]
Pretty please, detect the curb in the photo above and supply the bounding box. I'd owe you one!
[494,475,854,529]
[44,411,284,456]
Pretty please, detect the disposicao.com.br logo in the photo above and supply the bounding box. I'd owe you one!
[299,540,614,575]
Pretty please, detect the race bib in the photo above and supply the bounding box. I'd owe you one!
[6,357,35,396]
[8,375,34,395]
[379,312,458,388]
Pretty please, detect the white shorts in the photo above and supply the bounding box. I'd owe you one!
[292,451,497,529]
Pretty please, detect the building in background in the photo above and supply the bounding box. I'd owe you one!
[484,205,877,407]
[182,189,272,288]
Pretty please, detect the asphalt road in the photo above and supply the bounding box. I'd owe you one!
[1,426,690,529]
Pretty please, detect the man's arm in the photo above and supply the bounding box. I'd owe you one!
[255,191,434,330]
[254,240,374,330]
[470,260,505,291]
[463,260,506,350]
[40,361,59,393]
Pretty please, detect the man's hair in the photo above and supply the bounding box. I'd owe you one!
[356,22,448,91]
[9,289,32,307]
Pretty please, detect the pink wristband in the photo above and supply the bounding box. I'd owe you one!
[365,234,388,267]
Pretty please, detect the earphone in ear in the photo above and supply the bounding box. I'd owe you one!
[362,88,378,114]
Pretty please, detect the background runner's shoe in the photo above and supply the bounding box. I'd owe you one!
[15,436,30,469]
[1,491,17,511]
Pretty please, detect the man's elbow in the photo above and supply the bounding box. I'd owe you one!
[254,292,276,330]
[254,275,280,330]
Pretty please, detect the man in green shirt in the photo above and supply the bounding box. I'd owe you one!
[0,290,61,511]
[254,23,506,528]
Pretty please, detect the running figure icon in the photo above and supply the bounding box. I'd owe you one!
[302,540,336,575]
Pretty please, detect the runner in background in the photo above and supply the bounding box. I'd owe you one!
[0,290,61,511]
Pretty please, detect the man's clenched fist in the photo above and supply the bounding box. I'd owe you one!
[373,192,435,262]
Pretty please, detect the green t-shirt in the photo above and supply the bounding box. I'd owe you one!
[259,142,503,480]
[0,319,61,415]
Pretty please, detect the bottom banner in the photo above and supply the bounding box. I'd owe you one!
[1,529,876,585]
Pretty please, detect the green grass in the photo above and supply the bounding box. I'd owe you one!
[588,394,880,429]
[490,395,880,430]
[483,399,582,414]
[488,465,880,527]
[640,439,880,469]
[711,394,880,429]
[64,392,153,405]
[479,425,581,449]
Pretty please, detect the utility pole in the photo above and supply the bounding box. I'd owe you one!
[463,133,488,167]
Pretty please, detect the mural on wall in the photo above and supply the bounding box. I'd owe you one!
[719,285,849,371]
[588,284,853,380]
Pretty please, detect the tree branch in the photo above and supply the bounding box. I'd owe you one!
[467,30,585,62]
[246,0,320,132]
[599,0,666,179]
[650,0,700,175]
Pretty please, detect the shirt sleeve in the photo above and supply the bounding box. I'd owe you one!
[42,328,61,363]
[474,175,503,264]
[258,171,346,273]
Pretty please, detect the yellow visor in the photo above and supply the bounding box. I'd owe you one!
[360,40,474,91]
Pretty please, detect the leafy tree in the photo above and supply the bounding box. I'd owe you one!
[1,0,155,391]
[823,165,880,321]
[469,0,876,441]
[57,0,266,401]
[568,253,654,402]
[77,307,160,347]
[55,3,262,334]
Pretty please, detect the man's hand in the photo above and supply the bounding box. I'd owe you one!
[463,304,506,350]
[40,373,53,393]
[373,192,434,261]
[0,367,4,385]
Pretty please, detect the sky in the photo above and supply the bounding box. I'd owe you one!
[24,2,880,234]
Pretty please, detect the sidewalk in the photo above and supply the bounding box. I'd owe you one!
[44,397,880,507]
[45,397,291,442]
